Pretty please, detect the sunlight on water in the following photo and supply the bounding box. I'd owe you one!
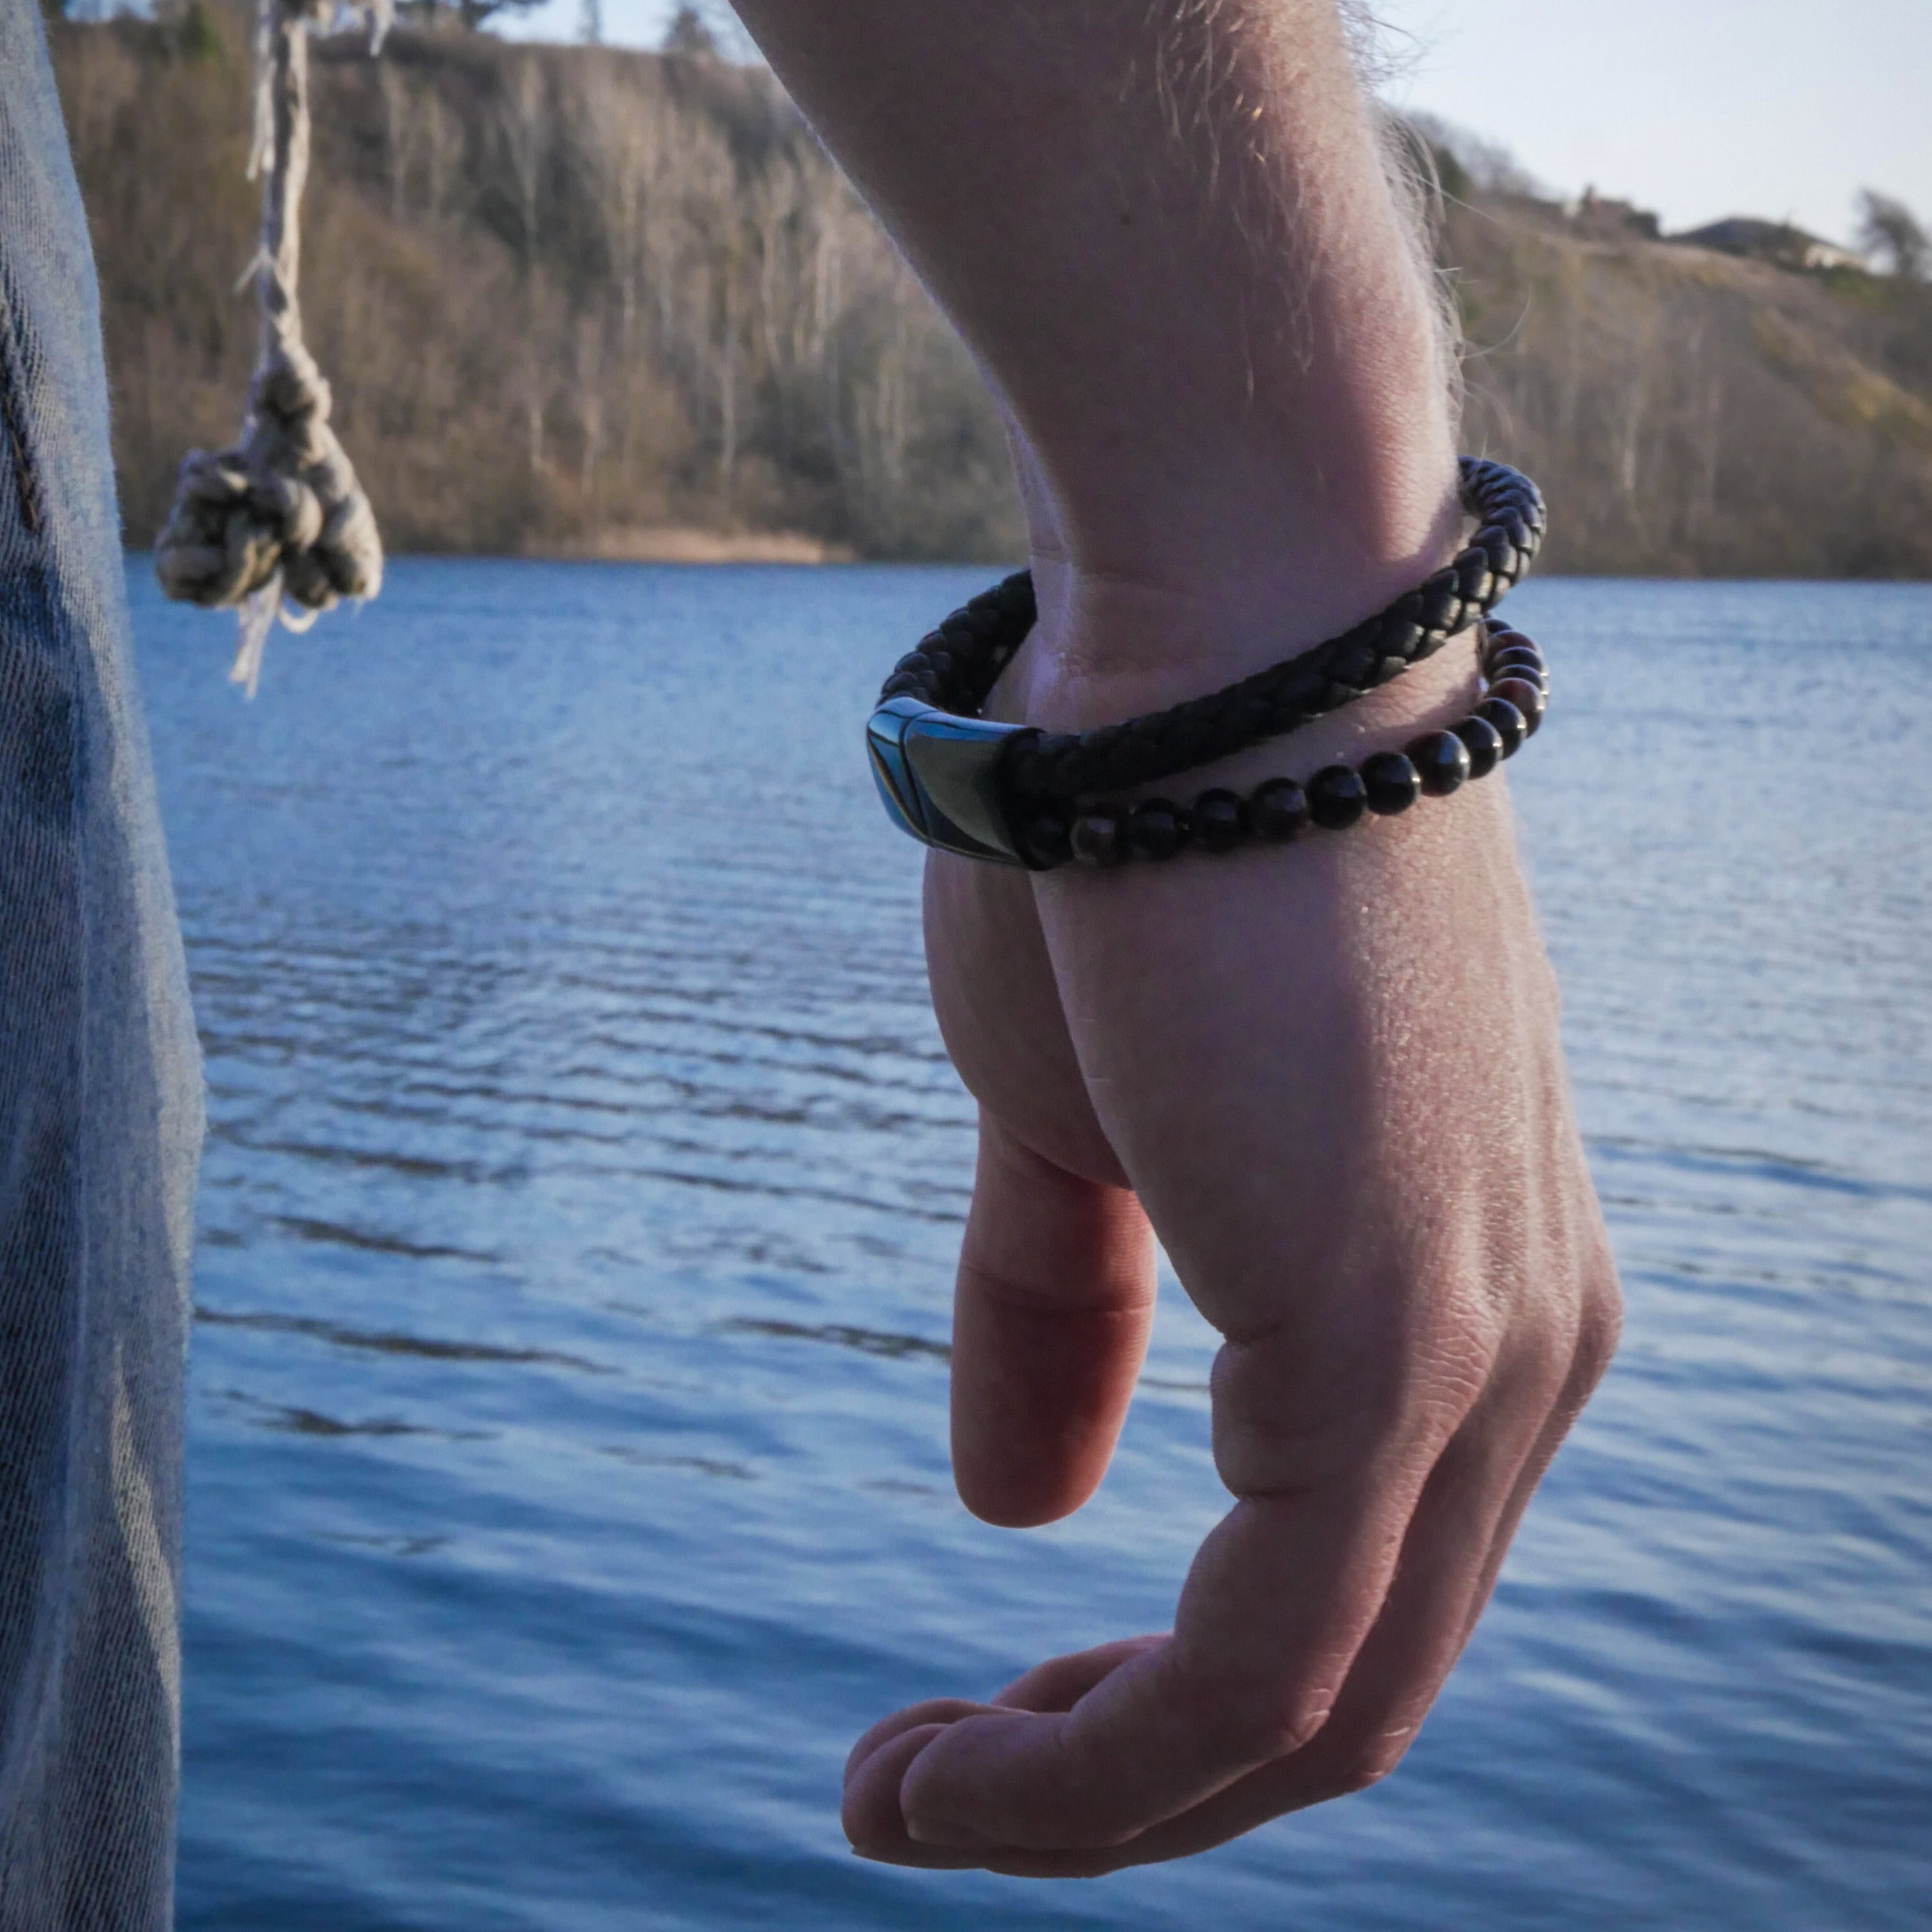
[134,564,1931,1931]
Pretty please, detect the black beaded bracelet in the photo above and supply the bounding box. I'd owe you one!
[867,457,1545,868]
[1037,618,1547,869]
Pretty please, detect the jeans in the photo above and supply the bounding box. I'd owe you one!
[0,0,205,1922]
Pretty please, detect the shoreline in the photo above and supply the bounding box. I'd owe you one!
[114,549,1930,582]
[529,526,860,566]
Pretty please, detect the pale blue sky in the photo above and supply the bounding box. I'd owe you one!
[502,0,1930,248]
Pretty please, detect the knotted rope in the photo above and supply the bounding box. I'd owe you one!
[154,0,389,696]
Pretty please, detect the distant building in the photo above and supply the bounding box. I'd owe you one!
[1673,216,1866,274]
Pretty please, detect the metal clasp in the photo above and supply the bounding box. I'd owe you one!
[866,697,1028,866]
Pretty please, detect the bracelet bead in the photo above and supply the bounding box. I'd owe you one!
[1490,677,1547,734]
[1070,806,1130,868]
[1249,777,1312,842]
[1308,765,1369,830]
[1192,788,1250,853]
[1489,663,1548,701]
[1487,665,1547,700]
[1407,729,1472,795]
[1127,799,1189,861]
[1021,810,1073,869]
[1361,750,1423,815]
[1454,712,1505,778]
[1487,644,1547,680]
[1477,695,1528,756]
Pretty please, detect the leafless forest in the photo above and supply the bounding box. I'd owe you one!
[50,5,1932,573]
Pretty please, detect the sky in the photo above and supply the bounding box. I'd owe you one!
[501,0,1931,248]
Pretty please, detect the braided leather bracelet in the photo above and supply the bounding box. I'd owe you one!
[868,458,1545,868]
[1043,618,1547,868]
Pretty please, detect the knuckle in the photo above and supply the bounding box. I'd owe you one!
[1514,1306,1593,1405]
[1238,1695,1335,1763]
[1497,1216,1626,1401]
[1209,1321,1484,1496]
[1331,1744,1406,1797]
[1568,1316,1619,1400]
[1545,1264,1624,1415]
[1574,1276,1624,1384]
[1171,1649,1337,1765]
[1246,1684,1344,1764]
[1319,1727,1418,1801]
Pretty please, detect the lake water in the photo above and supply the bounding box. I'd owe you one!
[130,563,1931,1930]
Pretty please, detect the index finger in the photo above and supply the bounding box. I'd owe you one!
[897,1467,1428,1850]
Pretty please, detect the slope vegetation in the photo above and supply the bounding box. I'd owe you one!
[51,6,1932,573]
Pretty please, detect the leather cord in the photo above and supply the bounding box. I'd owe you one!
[877,457,1545,806]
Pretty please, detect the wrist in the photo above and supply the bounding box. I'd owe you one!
[990,468,1471,748]
[1005,620,1491,814]
[998,396,1465,708]
[876,456,1539,871]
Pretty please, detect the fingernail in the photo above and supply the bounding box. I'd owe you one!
[904,1814,993,1849]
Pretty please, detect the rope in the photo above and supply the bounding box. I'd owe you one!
[153,0,389,696]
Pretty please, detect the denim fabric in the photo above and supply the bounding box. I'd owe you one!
[0,1,205,1924]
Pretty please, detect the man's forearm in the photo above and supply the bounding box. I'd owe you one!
[729,0,1460,688]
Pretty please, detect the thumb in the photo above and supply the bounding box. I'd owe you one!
[951,1114,1157,1527]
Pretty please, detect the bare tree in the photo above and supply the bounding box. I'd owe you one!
[423,88,461,224]
[379,61,413,223]
[1857,189,1928,280]
[494,57,551,472]
[573,66,662,361]
[496,57,547,275]
[661,6,718,58]
[573,313,606,499]
[1407,112,1541,198]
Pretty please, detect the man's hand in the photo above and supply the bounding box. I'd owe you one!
[723,0,1621,1871]
[841,587,1621,1874]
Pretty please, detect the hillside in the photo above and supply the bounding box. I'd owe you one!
[49,5,1932,573]
[1439,192,1932,575]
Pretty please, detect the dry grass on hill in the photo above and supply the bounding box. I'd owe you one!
[50,5,1932,573]
[1444,195,1932,575]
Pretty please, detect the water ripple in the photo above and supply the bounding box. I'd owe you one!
[139,566,1932,1932]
